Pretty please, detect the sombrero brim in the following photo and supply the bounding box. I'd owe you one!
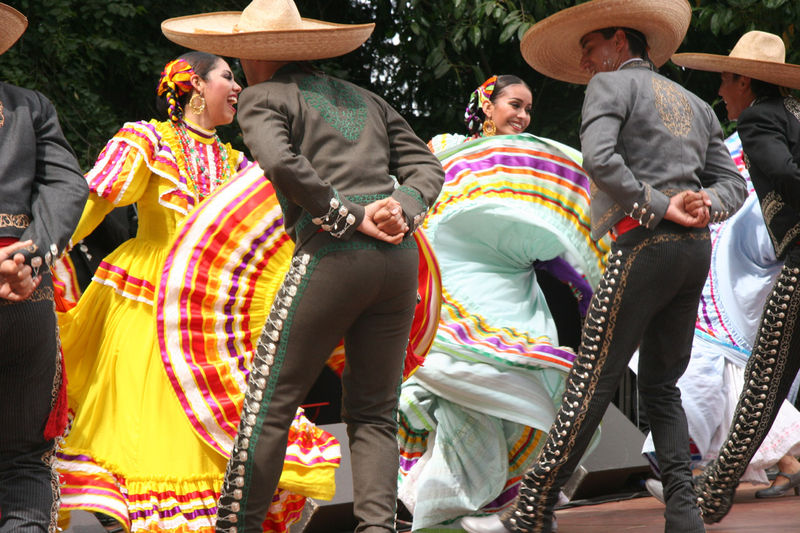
[520,0,691,85]
[161,12,374,61]
[0,4,27,56]
[671,52,800,90]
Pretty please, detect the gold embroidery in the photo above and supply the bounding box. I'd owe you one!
[753,264,799,448]
[592,203,622,236]
[0,285,54,306]
[44,446,60,533]
[0,213,31,229]
[0,100,5,128]
[761,190,800,256]
[652,78,693,137]
[761,191,781,243]
[784,96,800,124]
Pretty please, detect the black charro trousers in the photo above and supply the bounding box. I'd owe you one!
[0,275,60,533]
[501,222,710,533]
[695,246,800,523]
[217,232,419,533]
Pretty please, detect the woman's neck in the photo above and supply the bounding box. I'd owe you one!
[183,110,216,132]
[180,118,216,144]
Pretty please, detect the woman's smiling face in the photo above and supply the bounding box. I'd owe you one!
[483,83,533,135]
[196,58,242,127]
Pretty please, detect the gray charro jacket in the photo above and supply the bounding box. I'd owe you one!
[237,64,444,246]
[580,60,747,239]
[0,82,87,265]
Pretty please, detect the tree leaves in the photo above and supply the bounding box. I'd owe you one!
[2,0,244,167]
[4,0,800,165]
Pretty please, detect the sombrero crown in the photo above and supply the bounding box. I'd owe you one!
[520,0,691,85]
[161,0,374,61]
[672,31,800,90]
[0,3,27,56]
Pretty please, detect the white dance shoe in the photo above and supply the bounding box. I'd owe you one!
[460,515,512,533]
[460,514,557,533]
[645,478,665,504]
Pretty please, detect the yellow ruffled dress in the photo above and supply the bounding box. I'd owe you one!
[56,119,338,533]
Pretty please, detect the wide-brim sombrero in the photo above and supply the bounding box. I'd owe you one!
[161,11,374,61]
[520,0,691,85]
[672,31,800,90]
[0,3,27,56]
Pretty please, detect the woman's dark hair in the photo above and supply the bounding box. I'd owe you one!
[155,51,221,121]
[596,27,650,61]
[464,74,532,136]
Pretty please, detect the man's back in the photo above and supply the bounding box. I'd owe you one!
[580,62,745,239]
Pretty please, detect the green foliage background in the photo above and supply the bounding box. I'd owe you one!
[4,0,800,169]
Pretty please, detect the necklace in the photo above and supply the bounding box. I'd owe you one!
[172,121,233,200]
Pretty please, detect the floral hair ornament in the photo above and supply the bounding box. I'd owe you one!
[158,59,195,96]
[464,75,498,131]
[158,59,196,122]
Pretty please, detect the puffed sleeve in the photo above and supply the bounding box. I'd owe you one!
[427,133,462,155]
[19,92,87,266]
[70,121,161,244]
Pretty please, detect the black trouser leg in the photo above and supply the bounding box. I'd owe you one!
[500,226,709,533]
[638,287,705,532]
[216,239,418,533]
[696,250,800,524]
[0,277,60,533]
[0,443,58,533]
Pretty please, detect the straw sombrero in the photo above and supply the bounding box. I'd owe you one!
[161,0,374,61]
[0,3,27,56]
[520,0,691,85]
[672,31,800,90]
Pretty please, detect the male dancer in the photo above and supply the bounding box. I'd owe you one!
[0,4,88,532]
[671,30,800,523]
[162,1,445,531]
[461,1,747,532]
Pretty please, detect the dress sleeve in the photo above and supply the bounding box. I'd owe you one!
[69,194,116,247]
[72,121,161,243]
[427,133,468,155]
[228,143,248,173]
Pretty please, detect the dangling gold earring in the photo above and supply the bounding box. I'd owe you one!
[482,118,496,136]
[189,93,206,114]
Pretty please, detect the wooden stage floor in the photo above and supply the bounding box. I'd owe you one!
[65,483,797,532]
[556,483,798,532]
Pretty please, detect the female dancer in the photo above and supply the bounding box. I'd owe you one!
[397,75,609,530]
[56,53,336,533]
